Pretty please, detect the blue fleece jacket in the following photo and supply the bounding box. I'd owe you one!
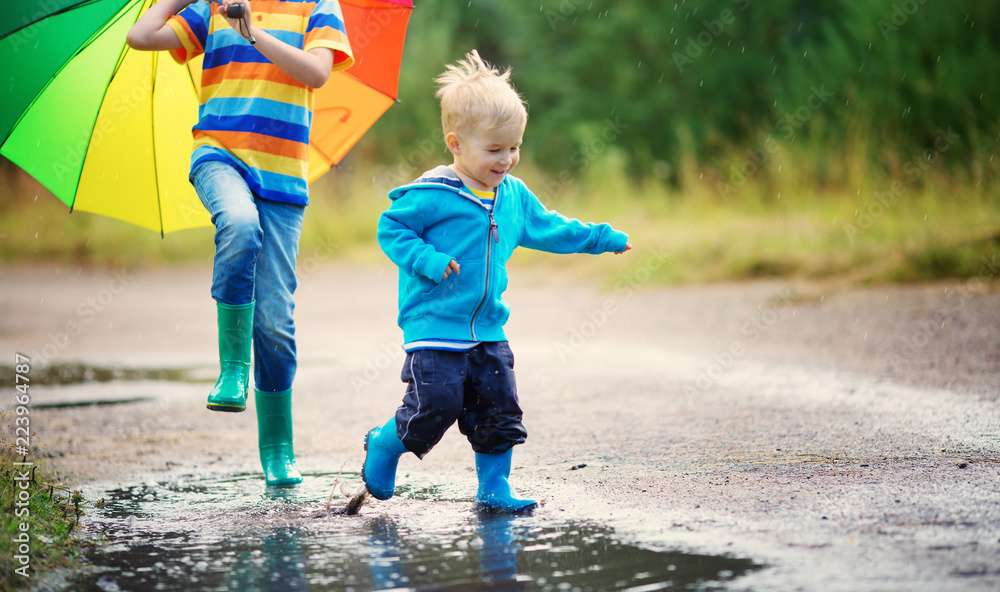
[377,166,629,345]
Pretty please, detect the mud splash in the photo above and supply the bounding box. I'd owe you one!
[68,471,762,591]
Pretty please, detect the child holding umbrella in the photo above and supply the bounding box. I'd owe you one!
[126,0,353,486]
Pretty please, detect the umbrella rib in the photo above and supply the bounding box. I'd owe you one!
[67,0,146,212]
[0,0,106,42]
[150,50,166,238]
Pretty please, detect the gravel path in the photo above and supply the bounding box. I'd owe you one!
[3,259,998,591]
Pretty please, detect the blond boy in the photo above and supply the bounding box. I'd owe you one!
[362,50,631,512]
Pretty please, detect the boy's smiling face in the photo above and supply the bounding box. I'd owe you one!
[446,121,524,192]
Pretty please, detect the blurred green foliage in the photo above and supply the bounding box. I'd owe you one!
[360,0,999,189]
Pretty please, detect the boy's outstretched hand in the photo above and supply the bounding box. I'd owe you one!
[614,242,632,255]
[442,259,461,280]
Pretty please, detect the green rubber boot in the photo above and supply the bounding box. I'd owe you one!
[256,388,303,487]
[206,301,254,412]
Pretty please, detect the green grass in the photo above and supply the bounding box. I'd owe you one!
[0,414,89,591]
[1,154,998,286]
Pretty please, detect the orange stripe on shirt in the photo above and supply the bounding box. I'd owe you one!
[194,129,309,161]
[201,62,304,89]
[166,16,203,64]
[257,0,317,16]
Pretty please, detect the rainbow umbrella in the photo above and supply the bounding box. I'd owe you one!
[0,0,411,235]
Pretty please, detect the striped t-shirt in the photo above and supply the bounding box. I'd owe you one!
[402,186,497,353]
[167,0,353,205]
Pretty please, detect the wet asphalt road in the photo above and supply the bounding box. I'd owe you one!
[3,260,999,591]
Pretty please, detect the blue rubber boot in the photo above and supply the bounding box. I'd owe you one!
[256,388,303,487]
[475,450,536,513]
[206,301,254,412]
[362,417,409,500]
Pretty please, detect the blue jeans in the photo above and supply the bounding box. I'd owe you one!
[192,160,304,393]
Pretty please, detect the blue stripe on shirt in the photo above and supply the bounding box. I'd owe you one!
[195,114,310,143]
[200,97,309,125]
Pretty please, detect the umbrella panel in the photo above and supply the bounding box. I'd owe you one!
[76,50,206,233]
[307,75,395,182]
[1,0,132,145]
[1,0,143,208]
[338,0,410,99]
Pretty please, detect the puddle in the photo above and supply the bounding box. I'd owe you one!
[67,472,762,591]
[32,397,158,409]
[0,363,202,386]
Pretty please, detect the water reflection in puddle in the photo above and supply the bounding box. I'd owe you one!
[71,473,761,591]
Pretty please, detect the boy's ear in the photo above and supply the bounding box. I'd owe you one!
[445,131,462,155]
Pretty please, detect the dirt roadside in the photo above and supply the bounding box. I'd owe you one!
[2,260,999,591]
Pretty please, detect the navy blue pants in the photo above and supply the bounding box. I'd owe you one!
[394,342,527,458]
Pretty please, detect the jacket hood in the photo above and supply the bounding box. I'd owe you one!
[388,166,484,202]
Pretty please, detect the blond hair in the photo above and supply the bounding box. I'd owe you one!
[435,50,527,136]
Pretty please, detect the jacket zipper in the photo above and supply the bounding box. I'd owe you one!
[469,202,499,341]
